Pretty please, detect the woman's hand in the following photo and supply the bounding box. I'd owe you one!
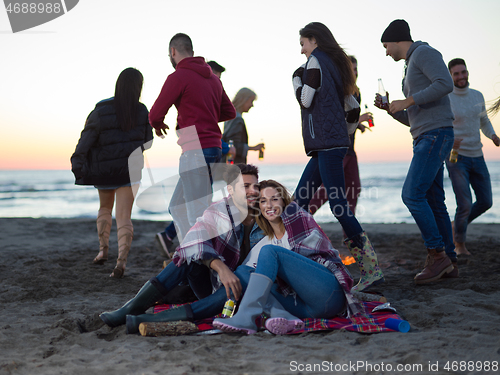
[249,143,265,151]
[293,66,305,78]
[210,259,242,300]
[359,113,373,124]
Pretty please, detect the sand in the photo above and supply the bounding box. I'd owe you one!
[0,218,499,375]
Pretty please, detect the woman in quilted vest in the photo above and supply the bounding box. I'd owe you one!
[292,22,384,292]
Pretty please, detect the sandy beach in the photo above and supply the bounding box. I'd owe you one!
[0,218,499,375]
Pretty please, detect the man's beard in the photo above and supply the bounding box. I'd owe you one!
[170,56,177,69]
[455,79,468,89]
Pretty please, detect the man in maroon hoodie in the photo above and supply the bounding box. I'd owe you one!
[149,33,236,241]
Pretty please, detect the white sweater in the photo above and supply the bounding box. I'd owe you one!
[449,85,496,157]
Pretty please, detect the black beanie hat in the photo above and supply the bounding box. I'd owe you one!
[381,19,413,43]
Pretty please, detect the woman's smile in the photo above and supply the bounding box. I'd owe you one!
[259,187,284,223]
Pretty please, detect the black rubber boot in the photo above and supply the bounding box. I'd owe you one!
[100,279,166,327]
[126,305,192,334]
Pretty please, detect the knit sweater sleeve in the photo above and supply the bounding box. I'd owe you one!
[478,92,496,139]
[390,110,410,126]
[411,47,454,106]
[293,55,321,108]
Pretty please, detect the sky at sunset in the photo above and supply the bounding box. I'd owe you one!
[1,0,500,170]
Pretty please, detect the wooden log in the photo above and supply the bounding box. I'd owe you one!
[352,291,387,303]
[139,321,199,337]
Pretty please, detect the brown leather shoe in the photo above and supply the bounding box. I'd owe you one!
[414,248,454,284]
[441,262,459,278]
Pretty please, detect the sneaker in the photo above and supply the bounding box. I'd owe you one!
[155,232,174,258]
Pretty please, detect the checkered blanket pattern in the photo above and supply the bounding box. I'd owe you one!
[154,301,403,334]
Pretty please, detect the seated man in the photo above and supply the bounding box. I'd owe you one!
[100,164,264,333]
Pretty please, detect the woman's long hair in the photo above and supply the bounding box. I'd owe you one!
[488,96,500,117]
[256,180,293,239]
[114,68,143,131]
[232,87,257,113]
[300,22,356,96]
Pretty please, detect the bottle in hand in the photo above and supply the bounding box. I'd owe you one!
[227,140,234,164]
[378,78,388,105]
[365,105,374,127]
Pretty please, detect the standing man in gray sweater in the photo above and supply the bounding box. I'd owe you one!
[375,19,457,284]
[446,58,499,256]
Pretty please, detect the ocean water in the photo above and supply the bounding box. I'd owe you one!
[1,161,499,224]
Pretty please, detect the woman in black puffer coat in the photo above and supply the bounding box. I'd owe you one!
[71,68,153,278]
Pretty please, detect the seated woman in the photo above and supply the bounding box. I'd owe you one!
[213,180,358,335]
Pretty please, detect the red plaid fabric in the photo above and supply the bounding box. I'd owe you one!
[154,301,403,334]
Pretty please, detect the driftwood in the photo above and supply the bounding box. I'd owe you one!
[352,291,387,303]
[139,321,199,337]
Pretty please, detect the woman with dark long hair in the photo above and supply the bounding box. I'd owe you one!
[292,22,384,292]
[71,68,153,278]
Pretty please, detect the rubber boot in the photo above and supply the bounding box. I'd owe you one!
[212,273,273,334]
[414,248,454,284]
[126,305,191,334]
[345,232,385,292]
[93,208,112,264]
[111,222,133,278]
[100,279,166,327]
[263,294,304,335]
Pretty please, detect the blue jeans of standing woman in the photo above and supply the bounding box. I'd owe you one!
[402,127,457,262]
[169,147,222,241]
[254,245,346,319]
[294,148,363,239]
[445,155,492,243]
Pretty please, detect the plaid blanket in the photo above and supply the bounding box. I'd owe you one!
[154,301,403,334]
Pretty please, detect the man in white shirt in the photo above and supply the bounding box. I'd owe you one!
[446,58,499,257]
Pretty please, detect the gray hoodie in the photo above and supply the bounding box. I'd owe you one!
[391,41,454,139]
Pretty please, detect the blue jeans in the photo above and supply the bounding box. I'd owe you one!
[164,221,177,240]
[169,147,221,241]
[446,155,492,243]
[254,245,346,319]
[155,262,253,320]
[155,261,212,300]
[294,148,363,239]
[402,127,457,261]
